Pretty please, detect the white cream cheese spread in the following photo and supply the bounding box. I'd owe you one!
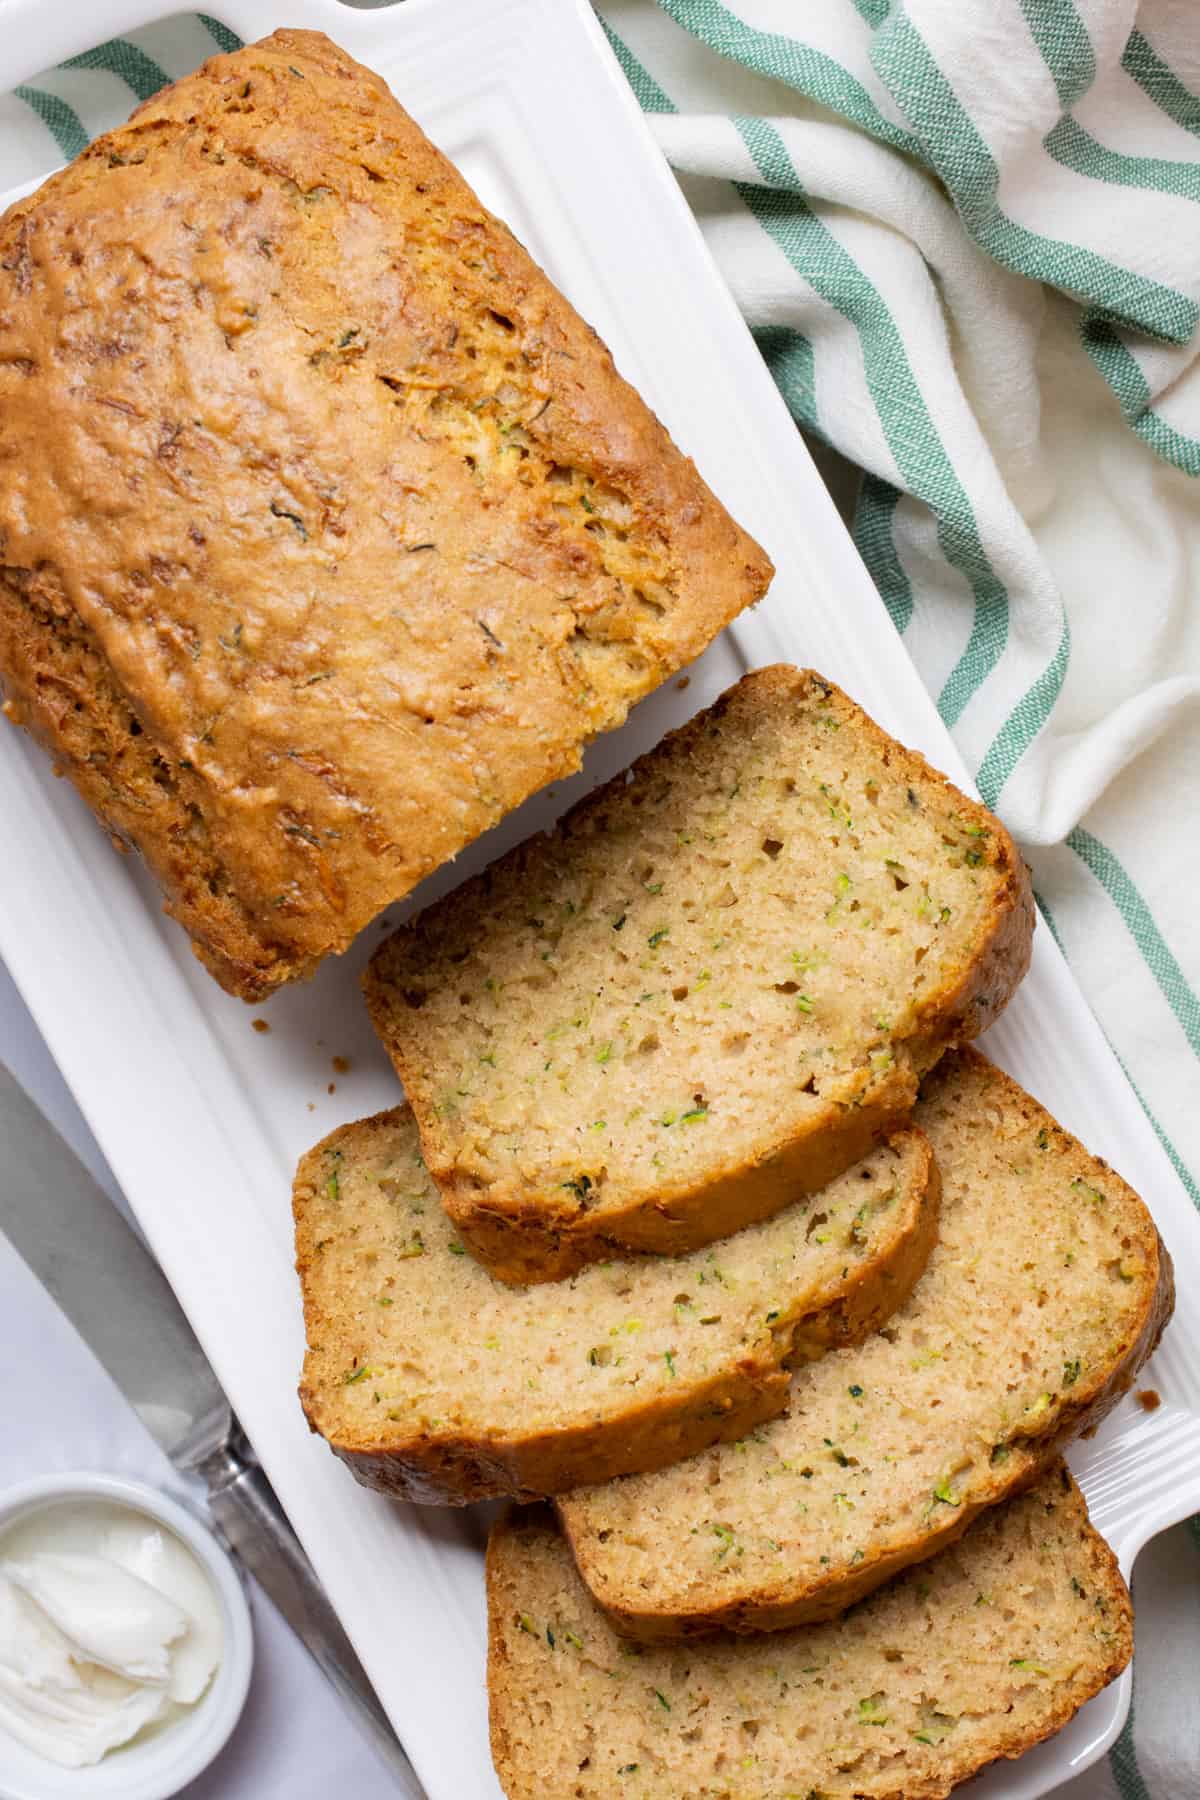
[0,1499,223,1768]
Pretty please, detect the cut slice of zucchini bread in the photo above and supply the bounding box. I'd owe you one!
[488,1468,1132,1800]
[365,667,1034,1283]
[293,1107,938,1503]
[559,1048,1172,1637]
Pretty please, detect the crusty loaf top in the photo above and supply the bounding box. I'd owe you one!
[0,29,770,998]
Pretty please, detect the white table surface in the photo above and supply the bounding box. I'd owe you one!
[0,957,400,1800]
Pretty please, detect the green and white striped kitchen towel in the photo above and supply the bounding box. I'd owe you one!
[2,6,1199,1795]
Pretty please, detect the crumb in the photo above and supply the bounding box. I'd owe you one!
[1137,1388,1161,1412]
[331,1055,351,1074]
[327,1082,336,1094]
[307,1102,315,1112]
[676,674,691,690]
[251,1018,271,1035]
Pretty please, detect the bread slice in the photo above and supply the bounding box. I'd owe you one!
[294,1107,938,1503]
[0,30,770,1000]
[559,1048,1172,1637]
[365,667,1033,1283]
[488,1468,1132,1800]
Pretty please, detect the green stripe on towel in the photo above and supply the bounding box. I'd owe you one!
[871,11,1200,344]
[199,16,242,55]
[658,0,919,156]
[1068,826,1200,1060]
[852,476,913,635]
[62,41,172,105]
[1110,1699,1155,1800]
[1044,116,1200,205]
[1121,30,1200,139]
[734,115,1010,726]
[751,324,821,438]
[1018,0,1096,110]
[1082,321,1200,475]
[974,617,1070,809]
[599,15,675,112]
[12,86,88,160]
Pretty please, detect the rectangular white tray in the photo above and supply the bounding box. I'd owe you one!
[2,2,1198,1795]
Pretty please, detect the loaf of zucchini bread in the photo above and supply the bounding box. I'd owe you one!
[293,1104,938,1501]
[0,29,770,999]
[366,667,1034,1281]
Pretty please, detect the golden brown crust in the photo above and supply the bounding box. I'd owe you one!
[560,1046,1172,1639]
[294,1110,939,1504]
[571,1318,1159,1636]
[569,1290,1170,1639]
[319,1379,788,1508]
[367,666,1034,1283]
[487,1468,1134,1800]
[434,1055,923,1284]
[485,1520,520,1795]
[0,29,770,999]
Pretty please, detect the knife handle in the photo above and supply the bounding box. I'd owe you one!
[198,1432,427,1798]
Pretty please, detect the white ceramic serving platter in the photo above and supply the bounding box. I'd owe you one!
[1,2,1197,1794]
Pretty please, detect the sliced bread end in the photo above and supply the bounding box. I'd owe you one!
[488,1466,1132,1800]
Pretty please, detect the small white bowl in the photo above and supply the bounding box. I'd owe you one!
[0,1472,253,1800]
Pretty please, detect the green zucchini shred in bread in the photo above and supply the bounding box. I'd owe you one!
[487,1468,1132,1800]
[559,1049,1172,1637]
[293,1107,938,1502]
[365,666,1033,1283]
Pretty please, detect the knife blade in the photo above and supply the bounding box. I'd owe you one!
[0,1061,425,1797]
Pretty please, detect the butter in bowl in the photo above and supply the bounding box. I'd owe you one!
[0,1473,251,1800]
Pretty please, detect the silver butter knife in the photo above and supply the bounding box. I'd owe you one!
[0,1061,425,1797]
